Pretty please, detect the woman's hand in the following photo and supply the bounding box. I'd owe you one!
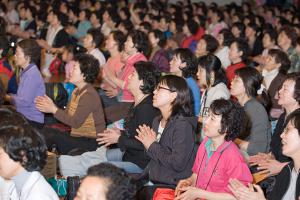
[249,152,273,166]
[135,124,156,150]
[35,95,58,114]
[256,159,288,177]
[105,87,118,98]
[96,128,121,147]
[174,186,201,200]
[228,179,266,200]
[175,179,193,197]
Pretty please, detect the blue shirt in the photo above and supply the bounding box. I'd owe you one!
[74,20,92,39]
[11,64,45,123]
[186,77,201,116]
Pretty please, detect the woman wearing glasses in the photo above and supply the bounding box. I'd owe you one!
[136,75,197,199]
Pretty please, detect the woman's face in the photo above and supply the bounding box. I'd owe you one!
[169,21,176,33]
[105,33,117,50]
[69,61,84,85]
[281,121,300,158]
[277,32,290,49]
[231,26,240,38]
[262,33,274,49]
[79,11,86,21]
[195,39,207,57]
[203,111,223,138]
[0,147,23,179]
[124,36,136,55]
[196,67,207,87]
[278,80,296,107]
[229,42,241,62]
[128,69,142,94]
[153,83,177,109]
[14,46,28,69]
[230,75,246,97]
[216,33,224,47]
[149,32,158,47]
[245,26,254,38]
[169,54,183,74]
[83,34,94,50]
[90,13,98,25]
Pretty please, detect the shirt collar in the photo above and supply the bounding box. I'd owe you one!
[20,63,35,76]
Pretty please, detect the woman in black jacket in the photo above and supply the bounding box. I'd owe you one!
[136,75,197,195]
[229,110,300,200]
[58,61,160,177]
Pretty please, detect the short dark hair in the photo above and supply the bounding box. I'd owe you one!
[0,107,47,172]
[285,73,300,104]
[263,29,278,44]
[87,163,136,200]
[284,109,300,136]
[231,22,245,38]
[139,22,152,33]
[134,61,161,94]
[87,28,104,49]
[211,8,224,22]
[52,10,68,26]
[150,29,167,48]
[198,54,227,86]
[0,36,9,57]
[235,67,262,97]
[279,25,298,47]
[268,49,291,75]
[120,7,131,20]
[110,30,126,52]
[173,48,198,78]
[219,29,234,47]
[159,75,193,120]
[201,34,219,54]
[128,30,150,57]
[232,38,249,61]
[210,99,246,141]
[17,39,41,65]
[74,53,99,84]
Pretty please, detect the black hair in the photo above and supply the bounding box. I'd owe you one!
[211,8,224,22]
[263,28,278,44]
[128,30,150,57]
[234,67,262,98]
[119,20,134,34]
[201,34,219,54]
[279,25,298,47]
[159,75,193,120]
[51,10,68,26]
[81,9,91,20]
[284,109,300,136]
[268,49,291,75]
[247,22,261,36]
[173,48,197,78]
[90,11,102,22]
[232,38,249,61]
[25,5,37,19]
[0,107,47,172]
[0,17,6,36]
[170,19,184,33]
[110,30,126,52]
[219,29,234,47]
[139,22,152,33]
[87,28,104,49]
[198,54,227,87]
[210,99,246,141]
[150,29,167,48]
[0,36,9,57]
[231,22,245,38]
[120,7,131,20]
[74,53,99,84]
[285,73,300,104]
[17,39,41,65]
[134,61,161,94]
[87,163,136,200]
[186,19,199,35]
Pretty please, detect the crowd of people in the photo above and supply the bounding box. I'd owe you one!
[0,0,300,199]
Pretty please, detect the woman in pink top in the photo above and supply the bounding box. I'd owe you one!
[175,99,252,200]
[105,30,149,103]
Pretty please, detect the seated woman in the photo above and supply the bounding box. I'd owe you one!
[197,54,230,138]
[5,39,45,128]
[230,67,272,156]
[35,53,106,154]
[229,109,300,200]
[169,48,201,116]
[58,61,160,177]
[136,75,197,199]
[175,99,252,200]
[249,74,300,180]
[0,107,58,200]
[195,34,219,58]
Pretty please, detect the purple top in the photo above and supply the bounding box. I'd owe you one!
[151,49,170,72]
[11,64,45,123]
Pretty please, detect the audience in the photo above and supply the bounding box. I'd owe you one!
[0,1,300,199]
